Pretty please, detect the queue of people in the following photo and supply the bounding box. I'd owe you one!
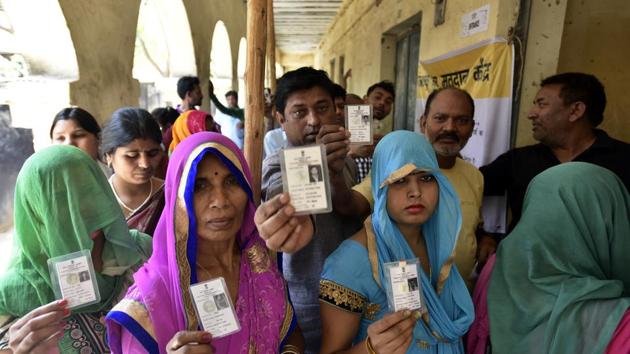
[0,68,629,354]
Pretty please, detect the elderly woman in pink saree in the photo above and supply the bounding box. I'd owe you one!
[106,132,302,353]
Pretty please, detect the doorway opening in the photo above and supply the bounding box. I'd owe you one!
[384,14,421,132]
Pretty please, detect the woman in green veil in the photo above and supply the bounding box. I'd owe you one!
[488,162,630,354]
[0,145,151,353]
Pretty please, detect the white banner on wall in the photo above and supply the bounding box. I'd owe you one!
[416,37,514,233]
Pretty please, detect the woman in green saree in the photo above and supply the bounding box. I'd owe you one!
[0,145,151,353]
[488,162,630,354]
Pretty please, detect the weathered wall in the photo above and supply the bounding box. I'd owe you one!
[316,0,421,96]
[515,0,630,146]
[316,0,520,90]
[315,0,423,133]
[317,0,630,146]
[556,0,630,143]
[514,0,568,147]
[278,51,315,72]
[315,0,519,132]
[419,0,519,60]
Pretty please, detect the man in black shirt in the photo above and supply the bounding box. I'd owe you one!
[481,72,630,231]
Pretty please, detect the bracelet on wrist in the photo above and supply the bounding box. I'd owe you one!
[366,336,377,354]
[281,344,301,354]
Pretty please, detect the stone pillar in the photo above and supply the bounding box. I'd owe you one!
[60,0,142,123]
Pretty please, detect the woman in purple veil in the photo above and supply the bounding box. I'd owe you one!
[106,132,302,353]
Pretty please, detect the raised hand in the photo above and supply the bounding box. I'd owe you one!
[254,193,314,254]
[316,125,350,175]
[366,310,418,354]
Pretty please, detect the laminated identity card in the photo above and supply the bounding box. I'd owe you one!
[190,277,241,338]
[383,259,424,313]
[345,104,373,145]
[47,250,100,310]
[280,144,332,215]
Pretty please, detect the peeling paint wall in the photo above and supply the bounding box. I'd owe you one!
[316,0,421,96]
[419,0,519,60]
[515,0,630,146]
[315,0,519,133]
[514,0,568,147]
[557,0,630,143]
[317,0,629,146]
[278,52,315,72]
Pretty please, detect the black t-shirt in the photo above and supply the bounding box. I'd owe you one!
[481,129,630,231]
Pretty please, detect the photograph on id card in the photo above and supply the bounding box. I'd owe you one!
[280,144,332,215]
[190,277,241,339]
[383,259,424,313]
[47,250,100,309]
[345,104,373,145]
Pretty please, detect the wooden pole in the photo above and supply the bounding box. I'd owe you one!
[266,0,277,93]
[244,0,267,204]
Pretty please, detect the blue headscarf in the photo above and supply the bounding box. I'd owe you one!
[370,131,474,352]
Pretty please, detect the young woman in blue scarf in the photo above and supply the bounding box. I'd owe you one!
[319,131,473,353]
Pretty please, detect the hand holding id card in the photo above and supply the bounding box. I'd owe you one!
[345,104,373,145]
[190,277,240,339]
[383,259,424,313]
[48,250,100,309]
[280,144,332,215]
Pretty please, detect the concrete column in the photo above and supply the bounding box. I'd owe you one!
[59,0,141,124]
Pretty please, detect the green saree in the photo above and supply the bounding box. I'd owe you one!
[488,162,630,354]
[0,145,151,352]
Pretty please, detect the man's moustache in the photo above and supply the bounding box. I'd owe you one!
[436,133,459,142]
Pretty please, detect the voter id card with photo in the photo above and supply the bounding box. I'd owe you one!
[47,250,100,309]
[383,259,424,313]
[345,104,373,145]
[190,277,240,339]
[279,144,332,215]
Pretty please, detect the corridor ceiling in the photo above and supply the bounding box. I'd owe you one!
[273,0,343,53]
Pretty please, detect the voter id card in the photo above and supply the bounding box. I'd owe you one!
[383,259,424,312]
[345,104,373,145]
[190,277,240,338]
[280,144,332,215]
[47,250,100,309]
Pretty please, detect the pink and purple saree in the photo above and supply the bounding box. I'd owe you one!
[106,132,295,353]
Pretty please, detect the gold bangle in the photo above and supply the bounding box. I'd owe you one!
[366,336,377,354]
[281,344,301,354]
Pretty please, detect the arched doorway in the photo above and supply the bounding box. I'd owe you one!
[1,0,78,265]
[209,21,233,104]
[0,0,77,150]
[133,0,196,111]
[237,37,247,108]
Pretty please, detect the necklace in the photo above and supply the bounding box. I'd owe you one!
[196,262,213,280]
[109,176,153,214]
